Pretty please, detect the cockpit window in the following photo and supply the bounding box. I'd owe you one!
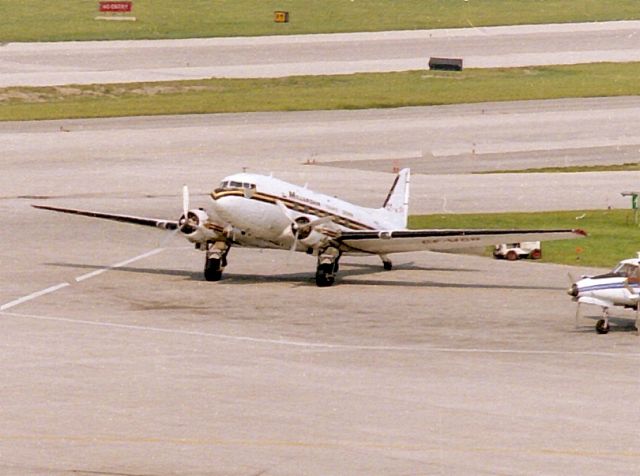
[612,263,639,278]
[216,180,257,193]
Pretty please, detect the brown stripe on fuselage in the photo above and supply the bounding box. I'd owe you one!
[210,189,373,231]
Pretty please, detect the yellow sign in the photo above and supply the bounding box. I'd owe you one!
[274,11,289,23]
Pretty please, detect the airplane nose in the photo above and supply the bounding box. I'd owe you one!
[567,283,579,297]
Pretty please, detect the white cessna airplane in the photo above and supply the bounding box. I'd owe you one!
[568,256,640,334]
[33,169,586,287]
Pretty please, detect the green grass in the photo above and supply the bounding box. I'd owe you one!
[3,63,640,121]
[477,163,640,174]
[1,0,639,42]
[409,209,640,268]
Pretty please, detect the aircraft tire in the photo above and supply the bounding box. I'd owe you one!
[595,319,610,334]
[506,250,519,261]
[204,258,223,281]
[315,264,335,287]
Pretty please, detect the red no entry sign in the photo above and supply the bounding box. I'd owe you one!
[99,1,133,13]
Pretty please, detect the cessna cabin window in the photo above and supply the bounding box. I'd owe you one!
[612,263,640,278]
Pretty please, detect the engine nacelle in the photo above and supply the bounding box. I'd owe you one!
[279,220,328,251]
[299,229,327,249]
[178,208,219,244]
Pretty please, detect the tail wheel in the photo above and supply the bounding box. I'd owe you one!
[530,249,542,260]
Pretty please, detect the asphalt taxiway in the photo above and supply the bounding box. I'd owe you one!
[2,21,640,86]
[2,99,640,475]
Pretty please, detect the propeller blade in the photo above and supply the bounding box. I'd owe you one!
[307,216,333,229]
[158,228,181,249]
[575,302,582,329]
[275,200,295,223]
[567,272,577,285]
[182,185,190,217]
[290,229,299,252]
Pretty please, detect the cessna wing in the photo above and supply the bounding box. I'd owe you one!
[577,296,615,309]
[338,228,587,254]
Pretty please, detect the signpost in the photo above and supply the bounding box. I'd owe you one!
[96,1,136,21]
[621,191,639,224]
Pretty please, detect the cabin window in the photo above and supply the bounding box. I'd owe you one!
[613,263,639,278]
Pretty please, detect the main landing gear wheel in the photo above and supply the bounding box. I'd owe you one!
[315,246,340,287]
[204,257,223,281]
[204,242,230,282]
[315,263,335,287]
[506,250,518,261]
[595,319,610,334]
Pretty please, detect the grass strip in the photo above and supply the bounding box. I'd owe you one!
[2,0,639,42]
[3,63,640,121]
[409,209,640,268]
[476,163,640,174]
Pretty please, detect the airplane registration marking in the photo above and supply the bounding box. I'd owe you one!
[0,248,165,311]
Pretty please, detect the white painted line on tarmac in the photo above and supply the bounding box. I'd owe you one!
[75,248,165,282]
[0,283,70,311]
[2,309,640,359]
[0,248,165,311]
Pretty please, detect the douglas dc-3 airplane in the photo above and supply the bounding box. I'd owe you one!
[33,169,586,287]
[568,257,640,334]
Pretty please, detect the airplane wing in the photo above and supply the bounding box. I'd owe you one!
[578,296,614,309]
[338,228,586,254]
[32,205,178,230]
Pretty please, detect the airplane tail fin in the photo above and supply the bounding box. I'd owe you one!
[381,168,410,228]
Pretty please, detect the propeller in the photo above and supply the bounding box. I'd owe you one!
[182,184,189,217]
[574,301,582,329]
[178,185,199,234]
[275,200,332,251]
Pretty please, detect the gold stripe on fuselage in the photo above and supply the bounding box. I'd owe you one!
[210,189,373,231]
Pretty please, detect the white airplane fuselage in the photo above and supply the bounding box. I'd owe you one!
[569,257,640,333]
[209,173,399,252]
[572,275,640,308]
